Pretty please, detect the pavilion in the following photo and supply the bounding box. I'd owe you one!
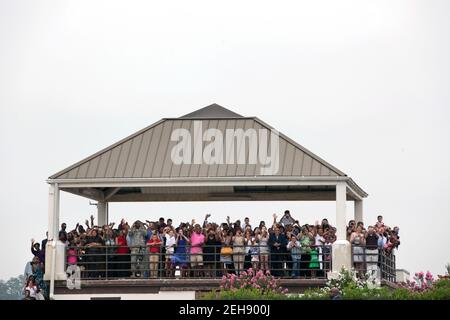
[44,103,368,298]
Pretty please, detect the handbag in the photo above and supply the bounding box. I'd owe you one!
[220,246,232,255]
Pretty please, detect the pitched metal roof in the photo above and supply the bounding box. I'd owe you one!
[49,104,368,200]
[180,103,243,118]
[49,104,349,181]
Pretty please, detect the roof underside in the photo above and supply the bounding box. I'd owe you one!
[49,104,368,201]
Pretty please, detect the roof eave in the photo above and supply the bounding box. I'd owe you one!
[48,119,166,179]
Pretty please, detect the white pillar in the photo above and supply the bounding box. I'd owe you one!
[97,201,108,226]
[335,182,347,241]
[45,183,60,242]
[47,185,56,241]
[354,200,363,224]
[330,182,352,275]
[45,183,66,283]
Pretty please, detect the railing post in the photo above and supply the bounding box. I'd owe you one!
[105,247,108,280]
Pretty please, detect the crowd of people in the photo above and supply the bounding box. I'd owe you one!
[24,210,401,299]
[347,215,400,277]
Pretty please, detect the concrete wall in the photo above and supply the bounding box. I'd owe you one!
[396,269,410,283]
[54,291,196,300]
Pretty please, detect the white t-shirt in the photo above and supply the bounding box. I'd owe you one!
[165,235,176,254]
[26,285,38,298]
[315,235,325,246]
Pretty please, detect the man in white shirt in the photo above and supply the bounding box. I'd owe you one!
[164,229,176,277]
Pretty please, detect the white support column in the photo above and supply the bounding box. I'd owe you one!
[354,200,363,224]
[45,185,55,281]
[335,182,347,241]
[45,183,66,286]
[97,201,108,226]
[53,184,60,240]
[47,185,56,242]
[330,182,352,275]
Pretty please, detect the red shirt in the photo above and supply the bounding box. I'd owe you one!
[147,238,162,253]
[116,236,129,254]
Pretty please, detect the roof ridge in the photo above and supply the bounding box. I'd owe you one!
[180,103,243,118]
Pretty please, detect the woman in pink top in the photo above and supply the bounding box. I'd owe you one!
[67,239,78,265]
[190,224,205,277]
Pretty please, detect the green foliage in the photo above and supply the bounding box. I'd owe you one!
[301,288,330,300]
[301,273,450,300]
[389,288,414,300]
[341,287,378,300]
[418,279,450,300]
[0,275,25,300]
[202,267,450,300]
[201,288,289,300]
[202,268,290,300]
[219,268,288,295]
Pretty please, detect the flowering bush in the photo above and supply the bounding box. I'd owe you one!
[202,267,450,300]
[302,267,450,300]
[302,267,381,300]
[325,267,380,292]
[397,271,435,292]
[219,268,288,295]
[202,268,289,300]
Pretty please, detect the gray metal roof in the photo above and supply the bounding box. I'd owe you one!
[49,104,348,180]
[180,103,243,118]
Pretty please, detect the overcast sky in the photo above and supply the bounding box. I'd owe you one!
[1,0,449,280]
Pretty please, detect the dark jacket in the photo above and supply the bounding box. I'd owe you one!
[268,233,288,253]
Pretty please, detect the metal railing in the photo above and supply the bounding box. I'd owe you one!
[65,244,396,282]
[351,245,396,282]
[65,244,332,280]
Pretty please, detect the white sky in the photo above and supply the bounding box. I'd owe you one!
[1,0,449,280]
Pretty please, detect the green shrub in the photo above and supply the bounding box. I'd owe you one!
[201,288,288,300]
[301,288,330,300]
[299,269,450,300]
[201,268,450,300]
[202,268,290,300]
